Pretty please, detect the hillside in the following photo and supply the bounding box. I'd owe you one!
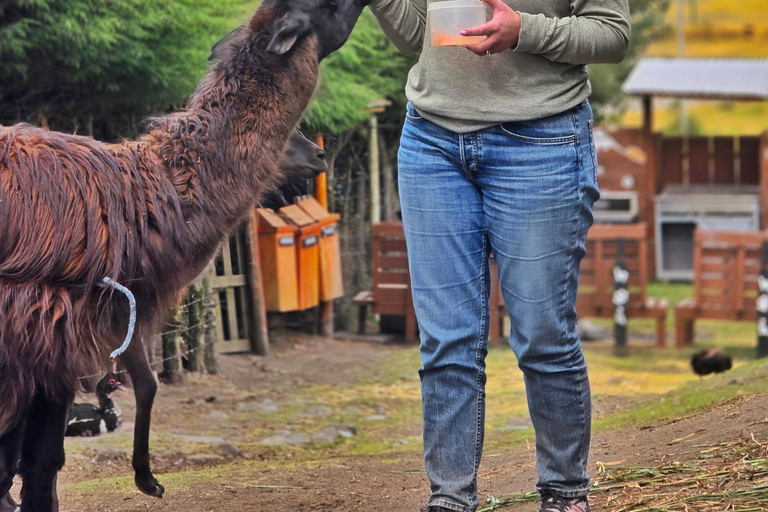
[621,0,768,135]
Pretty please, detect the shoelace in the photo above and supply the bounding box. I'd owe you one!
[540,493,587,512]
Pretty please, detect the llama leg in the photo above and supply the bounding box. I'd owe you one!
[18,390,72,512]
[122,352,164,498]
[0,416,26,512]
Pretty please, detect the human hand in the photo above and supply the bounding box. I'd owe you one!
[461,0,521,56]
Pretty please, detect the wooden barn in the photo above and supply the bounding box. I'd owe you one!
[594,57,768,280]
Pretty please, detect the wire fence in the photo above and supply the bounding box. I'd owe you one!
[78,316,218,380]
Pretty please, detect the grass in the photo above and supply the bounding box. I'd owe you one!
[621,101,768,136]
[59,282,768,507]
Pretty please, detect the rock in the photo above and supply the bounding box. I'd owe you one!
[151,449,186,464]
[577,320,609,341]
[236,398,280,413]
[365,404,389,421]
[260,431,311,447]
[296,405,332,418]
[171,434,225,444]
[217,442,245,459]
[312,424,357,444]
[205,396,217,403]
[729,377,745,386]
[91,449,130,463]
[202,410,228,420]
[341,406,361,414]
[186,454,225,465]
[257,399,280,413]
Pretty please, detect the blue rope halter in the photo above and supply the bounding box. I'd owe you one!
[101,277,137,360]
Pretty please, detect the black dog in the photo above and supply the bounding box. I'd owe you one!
[691,348,732,376]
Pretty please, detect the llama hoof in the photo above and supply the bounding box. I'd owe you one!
[0,493,19,512]
[136,476,164,498]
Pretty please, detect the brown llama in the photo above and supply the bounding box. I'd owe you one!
[0,0,370,509]
[0,128,327,512]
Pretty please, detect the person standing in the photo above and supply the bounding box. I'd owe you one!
[367,0,631,511]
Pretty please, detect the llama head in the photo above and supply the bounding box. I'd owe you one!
[264,0,371,59]
[279,131,327,180]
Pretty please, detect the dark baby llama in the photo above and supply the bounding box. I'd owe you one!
[0,0,370,510]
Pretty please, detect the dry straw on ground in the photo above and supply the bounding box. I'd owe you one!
[480,436,768,512]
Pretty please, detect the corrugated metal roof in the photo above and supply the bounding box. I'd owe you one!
[622,58,768,100]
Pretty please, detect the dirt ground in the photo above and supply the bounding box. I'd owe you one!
[10,334,768,512]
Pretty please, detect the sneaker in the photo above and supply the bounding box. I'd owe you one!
[539,492,590,512]
[420,507,454,512]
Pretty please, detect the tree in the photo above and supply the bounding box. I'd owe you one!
[589,0,672,121]
[0,0,249,140]
[302,10,413,134]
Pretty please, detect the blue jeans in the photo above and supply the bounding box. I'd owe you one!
[398,101,599,512]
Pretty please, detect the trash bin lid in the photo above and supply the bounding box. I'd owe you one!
[279,204,317,228]
[256,208,295,233]
[297,198,334,221]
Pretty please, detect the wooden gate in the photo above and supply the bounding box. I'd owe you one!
[202,224,254,354]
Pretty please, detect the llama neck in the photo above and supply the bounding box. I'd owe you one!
[139,25,319,289]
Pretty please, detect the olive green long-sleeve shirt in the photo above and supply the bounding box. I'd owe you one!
[369,0,631,132]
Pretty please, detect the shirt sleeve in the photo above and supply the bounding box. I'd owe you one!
[514,0,631,65]
[368,0,428,55]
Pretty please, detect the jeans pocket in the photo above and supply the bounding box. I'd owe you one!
[405,102,424,122]
[500,111,577,145]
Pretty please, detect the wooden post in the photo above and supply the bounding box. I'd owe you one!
[613,239,629,356]
[369,116,381,226]
[759,131,768,230]
[313,134,334,336]
[182,284,206,373]
[246,210,270,355]
[202,277,218,374]
[757,241,768,358]
[642,96,653,138]
[314,134,328,210]
[161,307,184,383]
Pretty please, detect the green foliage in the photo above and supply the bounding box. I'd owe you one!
[0,0,249,139]
[302,10,413,134]
[590,0,672,121]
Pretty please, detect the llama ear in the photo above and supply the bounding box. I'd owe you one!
[210,25,248,62]
[267,12,310,55]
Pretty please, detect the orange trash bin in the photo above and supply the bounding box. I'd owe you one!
[279,204,320,310]
[256,208,299,312]
[297,197,344,301]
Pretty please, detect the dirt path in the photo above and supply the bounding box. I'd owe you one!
[10,334,768,511]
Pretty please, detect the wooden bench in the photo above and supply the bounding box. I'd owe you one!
[675,230,766,347]
[489,223,668,346]
[352,222,418,343]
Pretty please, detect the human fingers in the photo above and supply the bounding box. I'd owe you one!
[464,35,498,55]
[460,21,495,37]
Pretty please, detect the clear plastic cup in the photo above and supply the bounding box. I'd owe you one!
[428,0,487,47]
